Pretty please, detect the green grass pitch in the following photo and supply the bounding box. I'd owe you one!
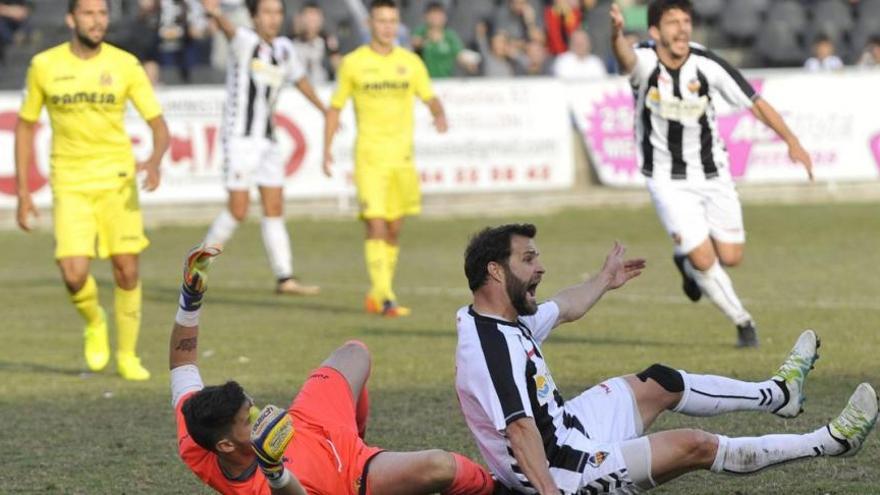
[0,202,878,494]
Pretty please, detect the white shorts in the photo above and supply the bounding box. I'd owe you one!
[223,137,286,190]
[647,178,746,255]
[551,378,653,494]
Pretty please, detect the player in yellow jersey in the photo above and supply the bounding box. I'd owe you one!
[14,0,170,381]
[323,0,448,317]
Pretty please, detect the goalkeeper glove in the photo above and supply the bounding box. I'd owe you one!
[251,405,295,485]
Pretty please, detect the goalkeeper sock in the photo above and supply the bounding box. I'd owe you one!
[356,385,370,439]
[176,284,203,327]
[385,241,400,301]
[205,209,239,247]
[687,259,751,325]
[674,371,785,416]
[711,429,834,474]
[114,283,142,356]
[71,275,102,325]
[261,217,294,280]
[443,453,494,495]
[365,239,390,301]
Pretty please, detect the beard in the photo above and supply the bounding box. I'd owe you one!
[504,266,538,316]
[75,27,104,49]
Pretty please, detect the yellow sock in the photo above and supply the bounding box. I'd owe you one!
[385,242,400,301]
[115,282,142,356]
[365,239,390,301]
[71,275,102,325]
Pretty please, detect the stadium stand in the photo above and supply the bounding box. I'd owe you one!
[2,0,880,90]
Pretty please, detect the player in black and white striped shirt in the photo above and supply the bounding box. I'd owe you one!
[202,0,326,296]
[456,223,877,494]
[610,0,813,347]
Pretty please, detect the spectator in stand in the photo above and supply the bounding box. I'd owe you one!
[412,1,477,78]
[209,0,250,71]
[343,0,411,48]
[804,33,844,72]
[0,0,31,64]
[516,39,552,76]
[158,0,210,83]
[552,29,606,79]
[857,35,880,68]
[543,0,583,56]
[114,0,162,84]
[476,21,516,77]
[492,0,543,51]
[291,2,341,86]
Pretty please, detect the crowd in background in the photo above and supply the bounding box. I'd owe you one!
[2,0,880,86]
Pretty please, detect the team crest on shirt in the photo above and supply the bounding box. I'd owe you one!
[100,71,113,86]
[534,373,554,404]
[587,451,610,468]
[687,78,702,94]
[397,65,407,75]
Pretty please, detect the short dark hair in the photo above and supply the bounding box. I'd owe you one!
[69,0,107,13]
[425,1,446,13]
[301,1,321,12]
[647,0,693,28]
[869,35,880,46]
[246,0,284,17]
[370,0,398,11]
[464,224,537,292]
[813,33,832,45]
[181,381,247,453]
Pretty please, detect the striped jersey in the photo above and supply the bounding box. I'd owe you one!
[223,27,305,140]
[630,41,757,181]
[455,302,594,493]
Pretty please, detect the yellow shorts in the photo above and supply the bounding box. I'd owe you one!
[52,181,149,259]
[354,164,422,220]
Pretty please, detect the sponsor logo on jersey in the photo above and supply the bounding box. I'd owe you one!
[49,92,117,106]
[587,451,610,468]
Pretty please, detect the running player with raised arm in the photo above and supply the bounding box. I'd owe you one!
[15,0,170,380]
[610,0,814,347]
[323,0,448,318]
[201,0,323,296]
[455,224,877,494]
[170,245,495,495]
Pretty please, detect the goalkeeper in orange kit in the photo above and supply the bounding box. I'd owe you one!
[169,245,496,495]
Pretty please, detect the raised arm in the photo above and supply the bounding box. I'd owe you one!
[169,246,222,370]
[610,3,637,74]
[551,242,645,325]
[506,418,561,494]
[750,98,813,180]
[202,0,237,40]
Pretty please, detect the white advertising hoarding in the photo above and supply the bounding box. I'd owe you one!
[568,71,880,187]
[0,78,574,208]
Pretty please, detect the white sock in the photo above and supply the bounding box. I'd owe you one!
[687,259,751,325]
[261,216,293,280]
[711,428,841,474]
[675,371,785,416]
[205,209,240,247]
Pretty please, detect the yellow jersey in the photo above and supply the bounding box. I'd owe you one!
[330,45,435,164]
[19,42,163,191]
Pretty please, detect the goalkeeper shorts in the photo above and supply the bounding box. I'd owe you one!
[286,366,384,494]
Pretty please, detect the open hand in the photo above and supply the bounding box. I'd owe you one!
[16,194,38,232]
[601,241,646,290]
